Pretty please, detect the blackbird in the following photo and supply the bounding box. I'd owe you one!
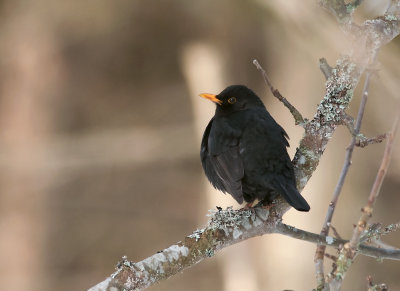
[200,85,310,212]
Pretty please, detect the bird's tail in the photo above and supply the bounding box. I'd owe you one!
[272,180,310,212]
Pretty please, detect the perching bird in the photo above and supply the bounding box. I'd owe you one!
[200,85,310,212]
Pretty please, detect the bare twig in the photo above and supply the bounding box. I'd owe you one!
[350,113,399,248]
[330,110,399,287]
[328,223,343,240]
[314,50,378,289]
[275,223,400,260]
[253,59,307,126]
[340,114,387,146]
[325,253,338,261]
[320,58,333,80]
[355,133,387,147]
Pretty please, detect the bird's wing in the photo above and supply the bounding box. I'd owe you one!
[280,126,290,147]
[201,118,244,204]
[254,110,309,211]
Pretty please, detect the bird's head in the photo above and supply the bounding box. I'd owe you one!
[200,85,265,115]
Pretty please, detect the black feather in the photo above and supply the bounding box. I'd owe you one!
[201,118,244,203]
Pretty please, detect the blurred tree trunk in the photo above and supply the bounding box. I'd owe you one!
[0,6,63,291]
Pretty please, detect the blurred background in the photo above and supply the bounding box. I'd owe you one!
[0,1,399,290]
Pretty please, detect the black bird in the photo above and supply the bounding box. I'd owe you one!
[200,85,310,212]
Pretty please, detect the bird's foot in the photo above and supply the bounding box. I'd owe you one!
[261,203,273,210]
[241,202,254,210]
[254,200,274,209]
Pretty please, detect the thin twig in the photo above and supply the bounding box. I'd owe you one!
[350,112,399,249]
[341,110,387,147]
[356,133,387,147]
[360,222,400,243]
[319,58,333,80]
[328,222,343,240]
[331,110,400,285]
[275,223,400,260]
[253,59,306,126]
[325,253,338,261]
[314,50,379,289]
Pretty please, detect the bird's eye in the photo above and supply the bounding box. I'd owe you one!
[228,97,237,104]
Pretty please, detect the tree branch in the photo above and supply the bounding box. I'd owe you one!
[355,133,387,147]
[361,222,400,243]
[275,223,400,260]
[329,110,399,287]
[320,58,333,80]
[88,208,400,291]
[314,49,378,289]
[253,59,307,127]
[328,223,343,240]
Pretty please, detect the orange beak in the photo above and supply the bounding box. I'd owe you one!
[199,93,222,105]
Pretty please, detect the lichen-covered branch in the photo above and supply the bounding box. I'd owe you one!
[88,208,277,291]
[88,207,400,291]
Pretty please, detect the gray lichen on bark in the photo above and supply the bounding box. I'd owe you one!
[99,207,275,291]
[292,55,361,199]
